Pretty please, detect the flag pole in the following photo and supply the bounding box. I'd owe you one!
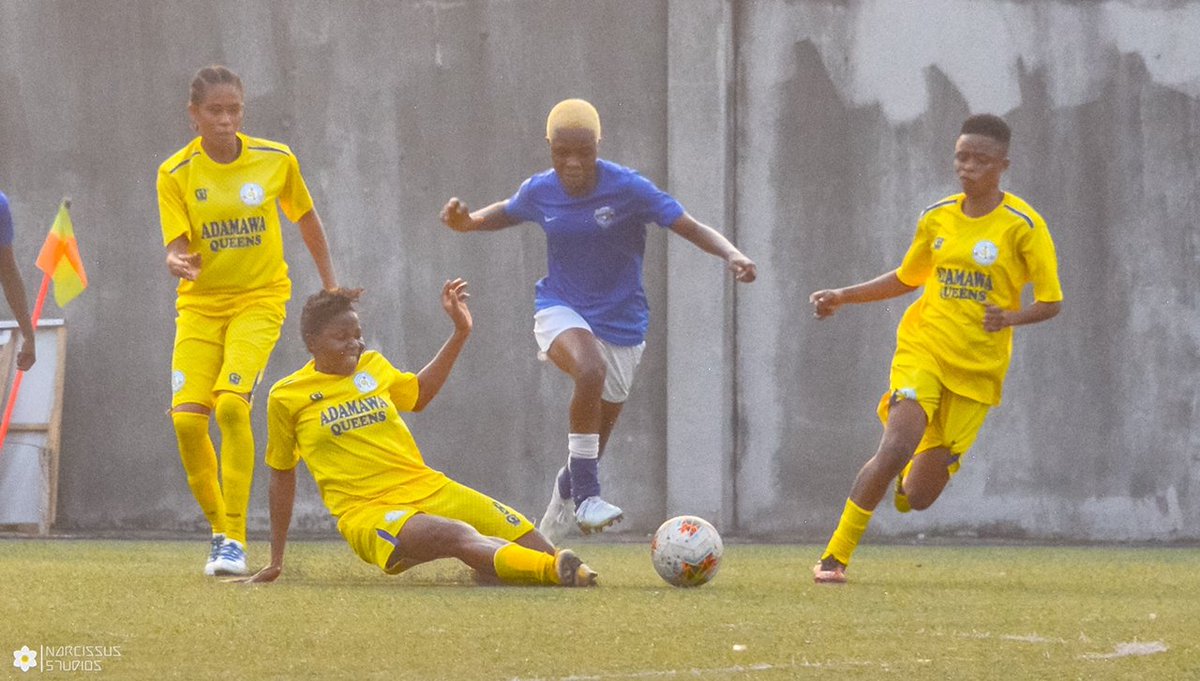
[0,271,50,452]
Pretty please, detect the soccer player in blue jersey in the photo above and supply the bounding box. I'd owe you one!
[441,99,756,541]
[0,191,36,371]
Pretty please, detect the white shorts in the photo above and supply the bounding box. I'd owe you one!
[533,306,645,403]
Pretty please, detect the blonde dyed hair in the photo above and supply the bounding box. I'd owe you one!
[545,99,601,141]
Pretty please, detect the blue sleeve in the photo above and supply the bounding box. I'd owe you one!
[0,192,13,248]
[629,173,684,228]
[504,177,539,223]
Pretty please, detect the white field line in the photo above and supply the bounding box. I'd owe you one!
[1080,641,1169,660]
[510,658,882,681]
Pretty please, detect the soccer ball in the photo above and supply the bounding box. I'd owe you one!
[650,515,723,587]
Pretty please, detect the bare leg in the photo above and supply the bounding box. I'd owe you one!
[848,399,928,511]
[903,446,956,511]
[391,515,506,576]
[545,328,606,434]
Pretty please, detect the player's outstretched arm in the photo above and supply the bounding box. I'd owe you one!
[296,209,339,291]
[809,270,918,319]
[165,235,201,281]
[413,278,472,412]
[668,213,757,283]
[440,198,521,233]
[0,245,35,370]
[983,300,1061,332]
[243,466,296,584]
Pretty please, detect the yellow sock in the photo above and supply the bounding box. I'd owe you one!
[172,412,226,535]
[492,544,556,585]
[214,393,254,545]
[822,498,873,566]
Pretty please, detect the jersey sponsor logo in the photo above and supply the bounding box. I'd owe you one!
[200,216,266,252]
[972,240,999,266]
[194,188,208,202]
[320,395,391,436]
[240,182,265,206]
[933,237,944,250]
[936,266,993,303]
[309,392,323,401]
[171,370,185,394]
[229,373,242,386]
[353,371,378,393]
[594,205,615,228]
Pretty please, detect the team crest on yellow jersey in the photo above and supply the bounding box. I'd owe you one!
[354,371,378,393]
[240,182,265,207]
[972,241,999,266]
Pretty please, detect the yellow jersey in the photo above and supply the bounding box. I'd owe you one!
[894,192,1063,405]
[265,351,449,520]
[157,132,314,313]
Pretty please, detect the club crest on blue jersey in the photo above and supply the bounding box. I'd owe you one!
[171,370,185,394]
[240,182,265,207]
[972,240,999,266]
[594,206,615,228]
[354,371,378,394]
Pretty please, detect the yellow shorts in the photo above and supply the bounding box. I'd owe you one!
[170,297,286,408]
[336,479,536,574]
[877,359,991,472]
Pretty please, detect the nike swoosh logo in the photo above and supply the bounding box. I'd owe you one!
[543,215,558,223]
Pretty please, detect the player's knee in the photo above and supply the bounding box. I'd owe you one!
[171,409,209,439]
[573,359,606,392]
[213,393,250,429]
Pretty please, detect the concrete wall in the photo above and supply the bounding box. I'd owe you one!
[0,0,1195,541]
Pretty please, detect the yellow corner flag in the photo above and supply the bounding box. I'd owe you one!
[34,200,88,307]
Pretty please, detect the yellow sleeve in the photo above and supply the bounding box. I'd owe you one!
[1019,217,1064,303]
[895,214,935,287]
[278,153,315,223]
[157,166,192,246]
[386,359,424,412]
[265,389,300,470]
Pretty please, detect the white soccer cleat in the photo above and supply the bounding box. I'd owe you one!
[209,538,249,576]
[203,534,226,576]
[575,495,623,534]
[539,487,576,545]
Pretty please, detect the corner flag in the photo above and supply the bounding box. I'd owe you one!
[34,200,87,307]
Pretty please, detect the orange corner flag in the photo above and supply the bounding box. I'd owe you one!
[34,200,88,307]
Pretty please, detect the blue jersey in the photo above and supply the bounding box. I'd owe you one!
[0,191,13,248]
[505,159,685,345]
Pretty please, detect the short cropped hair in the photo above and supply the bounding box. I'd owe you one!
[300,288,364,341]
[961,114,1011,146]
[189,65,244,105]
[546,99,601,141]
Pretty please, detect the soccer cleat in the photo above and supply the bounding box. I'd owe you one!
[575,495,623,534]
[209,538,249,576]
[812,556,848,584]
[539,487,576,545]
[554,549,598,587]
[203,534,226,576]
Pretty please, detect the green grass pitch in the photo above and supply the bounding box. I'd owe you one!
[1,538,1196,679]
